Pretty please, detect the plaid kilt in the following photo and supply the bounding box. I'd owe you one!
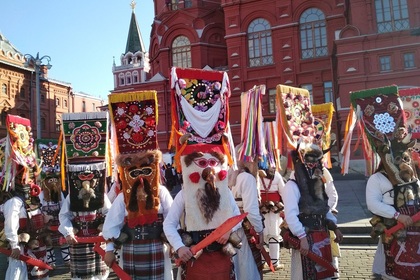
[69,243,109,279]
[122,239,165,279]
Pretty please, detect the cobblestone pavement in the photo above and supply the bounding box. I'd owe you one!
[49,247,381,279]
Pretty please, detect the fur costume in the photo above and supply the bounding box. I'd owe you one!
[169,67,236,231]
[106,90,173,280]
[108,91,162,226]
[344,85,420,280]
[290,142,329,216]
[167,67,238,280]
[1,115,52,279]
[115,150,162,226]
[276,85,337,279]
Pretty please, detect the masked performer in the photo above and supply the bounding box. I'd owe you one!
[58,112,111,280]
[2,115,51,280]
[282,143,342,279]
[102,91,174,280]
[276,85,342,279]
[163,67,242,280]
[342,85,420,280]
[36,139,70,268]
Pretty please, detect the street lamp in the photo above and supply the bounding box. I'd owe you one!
[24,52,52,139]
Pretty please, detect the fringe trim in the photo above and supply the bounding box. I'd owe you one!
[108,91,157,106]
[67,162,106,172]
[62,111,107,121]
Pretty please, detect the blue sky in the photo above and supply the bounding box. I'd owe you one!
[0,1,154,100]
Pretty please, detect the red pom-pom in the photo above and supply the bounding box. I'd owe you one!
[189,172,200,183]
[30,184,41,197]
[218,170,227,181]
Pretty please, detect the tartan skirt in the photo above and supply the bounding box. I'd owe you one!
[122,239,165,279]
[69,243,109,279]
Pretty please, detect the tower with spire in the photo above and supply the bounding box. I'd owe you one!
[112,0,149,92]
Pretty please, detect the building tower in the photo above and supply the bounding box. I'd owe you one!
[112,0,150,93]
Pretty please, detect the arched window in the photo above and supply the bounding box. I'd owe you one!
[247,18,273,67]
[126,73,132,85]
[300,8,328,59]
[172,36,192,68]
[56,119,61,132]
[1,84,7,96]
[375,0,409,33]
[119,73,125,86]
[133,71,139,83]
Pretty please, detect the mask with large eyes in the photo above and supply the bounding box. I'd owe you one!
[115,150,162,223]
[122,159,157,188]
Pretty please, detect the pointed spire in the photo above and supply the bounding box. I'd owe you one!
[125,1,145,54]
[130,0,136,11]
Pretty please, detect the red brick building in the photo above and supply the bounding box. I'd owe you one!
[112,0,420,167]
[0,33,105,139]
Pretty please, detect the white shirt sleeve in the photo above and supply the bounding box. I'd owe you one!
[102,193,126,251]
[366,172,396,218]
[282,180,306,238]
[106,181,120,203]
[163,190,186,252]
[58,195,75,238]
[235,172,263,233]
[323,168,338,210]
[101,195,112,215]
[229,188,243,232]
[59,192,65,207]
[4,197,25,249]
[159,184,174,219]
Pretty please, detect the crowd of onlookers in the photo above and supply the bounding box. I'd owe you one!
[162,162,182,198]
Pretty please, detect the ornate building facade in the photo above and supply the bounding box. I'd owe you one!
[112,0,420,167]
[0,33,104,139]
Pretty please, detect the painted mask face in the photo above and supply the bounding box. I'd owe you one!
[123,162,157,188]
[183,151,227,185]
[68,163,106,212]
[42,174,61,202]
